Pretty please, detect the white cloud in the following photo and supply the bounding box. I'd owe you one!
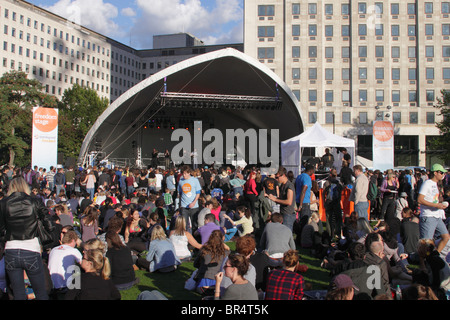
[121,7,136,17]
[42,0,121,37]
[132,0,243,48]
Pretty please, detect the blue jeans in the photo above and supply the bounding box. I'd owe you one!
[355,201,369,221]
[87,188,95,200]
[283,212,296,231]
[224,227,238,241]
[5,249,49,300]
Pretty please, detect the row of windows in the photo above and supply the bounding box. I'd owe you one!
[259,24,450,38]
[292,89,436,103]
[258,45,450,59]
[2,7,110,56]
[290,67,447,81]
[308,111,437,125]
[258,2,450,16]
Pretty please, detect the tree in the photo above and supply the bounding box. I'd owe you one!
[431,89,450,163]
[0,71,57,166]
[58,84,109,160]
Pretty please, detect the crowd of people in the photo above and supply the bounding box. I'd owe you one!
[0,156,449,301]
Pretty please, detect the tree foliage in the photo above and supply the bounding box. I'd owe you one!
[432,89,450,163]
[58,84,109,160]
[0,71,57,166]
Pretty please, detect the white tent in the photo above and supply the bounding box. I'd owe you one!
[281,122,356,176]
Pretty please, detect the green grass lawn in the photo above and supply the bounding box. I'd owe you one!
[119,241,331,300]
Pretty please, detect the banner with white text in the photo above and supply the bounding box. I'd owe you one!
[372,120,394,172]
[32,107,58,171]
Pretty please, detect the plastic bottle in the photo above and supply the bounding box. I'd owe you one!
[395,285,402,300]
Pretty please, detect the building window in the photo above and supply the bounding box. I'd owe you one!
[376,90,384,101]
[342,68,350,80]
[407,3,416,14]
[391,3,399,15]
[325,112,334,124]
[359,112,368,124]
[342,25,350,36]
[425,2,433,14]
[425,46,434,57]
[408,47,416,58]
[308,68,317,80]
[325,47,333,58]
[359,68,367,79]
[392,90,400,102]
[309,112,317,123]
[443,24,450,35]
[359,90,367,102]
[258,5,275,16]
[342,112,351,124]
[376,68,384,79]
[325,4,333,15]
[325,90,334,102]
[426,90,435,101]
[444,68,450,79]
[391,25,400,36]
[292,25,300,37]
[292,46,300,58]
[358,3,367,14]
[359,46,367,57]
[358,24,367,36]
[443,2,450,13]
[426,112,435,124]
[342,47,350,58]
[258,26,275,37]
[342,4,350,15]
[408,68,417,80]
[392,46,400,58]
[410,112,418,124]
[325,25,333,37]
[309,90,317,101]
[257,47,275,59]
[342,90,350,102]
[308,3,317,14]
[443,46,450,57]
[292,68,300,79]
[325,68,334,80]
[425,24,434,36]
[409,90,417,102]
[308,46,317,58]
[408,25,416,36]
[375,46,384,57]
[375,24,384,36]
[292,3,300,15]
[426,68,434,80]
[309,24,317,36]
[292,90,300,101]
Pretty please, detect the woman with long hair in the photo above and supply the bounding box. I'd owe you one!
[82,171,96,200]
[243,171,258,225]
[105,230,138,290]
[124,208,148,254]
[65,248,121,300]
[80,206,100,242]
[193,230,230,295]
[0,177,54,300]
[380,172,398,219]
[169,215,202,261]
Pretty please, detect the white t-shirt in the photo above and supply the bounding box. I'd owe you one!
[155,173,163,188]
[48,244,83,289]
[419,179,445,219]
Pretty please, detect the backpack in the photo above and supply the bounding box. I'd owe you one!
[325,182,342,202]
[367,181,378,201]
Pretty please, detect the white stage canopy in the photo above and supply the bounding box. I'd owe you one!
[281,122,356,176]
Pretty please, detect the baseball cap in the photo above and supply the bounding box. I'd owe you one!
[330,274,359,291]
[431,164,447,173]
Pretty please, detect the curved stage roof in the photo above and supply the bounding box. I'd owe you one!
[78,48,305,167]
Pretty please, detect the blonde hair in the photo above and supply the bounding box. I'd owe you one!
[83,238,106,254]
[151,225,167,241]
[7,177,31,196]
[173,215,187,236]
[84,249,111,280]
[308,212,320,224]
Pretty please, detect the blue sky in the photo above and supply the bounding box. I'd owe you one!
[27,0,244,49]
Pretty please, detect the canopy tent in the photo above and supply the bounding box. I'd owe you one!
[281,122,356,176]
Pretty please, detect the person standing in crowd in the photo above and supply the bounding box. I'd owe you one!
[321,148,335,171]
[349,165,369,221]
[267,166,296,231]
[54,168,66,197]
[243,171,258,226]
[323,168,343,240]
[380,172,398,220]
[178,165,202,233]
[295,165,314,219]
[417,164,450,254]
[83,170,96,200]
[0,177,54,300]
